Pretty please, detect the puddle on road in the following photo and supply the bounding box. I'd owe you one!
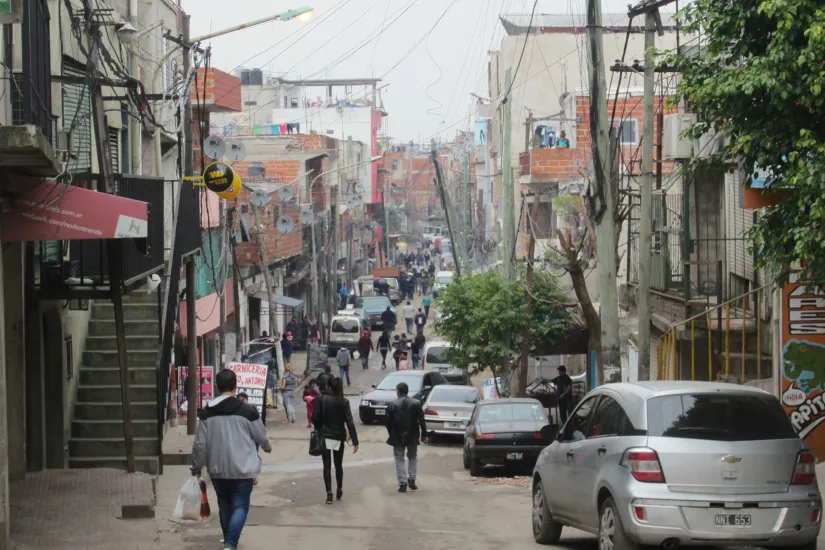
[260,457,394,474]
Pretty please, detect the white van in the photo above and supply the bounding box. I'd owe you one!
[328,313,366,356]
[421,339,468,385]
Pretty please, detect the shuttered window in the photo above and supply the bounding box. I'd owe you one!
[62,59,92,174]
[109,127,119,173]
[725,168,756,286]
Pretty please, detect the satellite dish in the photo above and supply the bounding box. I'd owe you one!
[225,140,247,162]
[203,135,226,160]
[250,188,270,208]
[278,185,294,202]
[352,183,362,195]
[299,207,314,225]
[276,215,294,234]
[347,196,361,208]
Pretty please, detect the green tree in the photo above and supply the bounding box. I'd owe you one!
[669,0,825,282]
[435,270,571,396]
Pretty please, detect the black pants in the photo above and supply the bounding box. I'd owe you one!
[322,444,345,493]
[380,349,388,365]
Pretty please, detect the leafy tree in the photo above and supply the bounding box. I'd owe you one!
[435,270,572,396]
[668,0,825,282]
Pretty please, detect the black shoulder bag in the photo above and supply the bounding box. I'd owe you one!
[308,396,324,457]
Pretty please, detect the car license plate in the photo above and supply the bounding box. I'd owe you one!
[446,422,462,429]
[506,452,523,460]
[374,408,386,416]
[714,513,751,527]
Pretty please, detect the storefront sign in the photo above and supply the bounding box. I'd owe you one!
[226,362,268,416]
[1,178,148,242]
[177,366,214,419]
[202,162,235,193]
[482,377,501,400]
[781,273,825,461]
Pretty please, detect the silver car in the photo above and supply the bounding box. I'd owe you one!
[423,385,479,436]
[531,381,821,550]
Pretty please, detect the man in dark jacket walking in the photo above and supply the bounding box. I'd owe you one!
[191,369,272,550]
[385,382,428,492]
[381,306,396,332]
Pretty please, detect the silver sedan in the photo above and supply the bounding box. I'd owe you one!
[422,385,480,436]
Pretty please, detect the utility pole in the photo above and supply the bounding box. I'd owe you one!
[346,221,353,289]
[637,11,656,380]
[431,140,461,277]
[463,148,472,257]
[383,185,391,267]
[518,196,540,397]
[501,68,514,279]
[586,0,619,384]
[482,119,491,242]
[250,203,281,364]
[218,200,226,370]
[228,206,242,355]
[524,109,533,152]
[329,186,339,324]
[84,6,136,471]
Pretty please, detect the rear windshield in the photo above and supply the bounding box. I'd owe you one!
[426,346,451,364]
[435,274,453,284]
[361,297,391,309]
[478,403,546,422]
[647,393,797,442]
[431,387,477,403]
[332,319,359,333]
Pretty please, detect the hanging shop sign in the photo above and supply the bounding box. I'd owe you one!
[202,162,235,193]
[216,172,242,200]
[781,273,825,461]
[226,362,267,416]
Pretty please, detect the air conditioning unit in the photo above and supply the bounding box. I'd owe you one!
[663,114,696,160]
[696,130,724,158]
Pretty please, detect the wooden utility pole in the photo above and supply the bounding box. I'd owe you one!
[518,196,541,397]
[431,140,461,277]
[328,186,339,324]
[637,11,656,380]
[586,0,619,385]
[218,200,226,370]
[502,68,514,279]
[228,207,242,354]
[84,9,135,471]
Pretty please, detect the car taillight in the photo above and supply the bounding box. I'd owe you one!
[327,328,331,342]
[792,451,816,485]
[533,432,543,439]
[621,448,665,483]
[475,433,496,440]
[424,409,438,416]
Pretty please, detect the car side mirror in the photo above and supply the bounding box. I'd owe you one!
[462,419,470,426]
[540,424,559,442]
[371,384,377,389]
[423,385,432,391]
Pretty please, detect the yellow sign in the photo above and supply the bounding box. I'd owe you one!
[183,175,205,187]
[202,162,235,193]
[216,172,242,200]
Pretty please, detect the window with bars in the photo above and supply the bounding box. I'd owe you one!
[109,127,120,172]
[62,58,92,173]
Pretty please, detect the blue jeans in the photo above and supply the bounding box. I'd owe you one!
[339,365,351,386]
[406,319,414,333]
[211,478,253,549]
[412,354,420,370]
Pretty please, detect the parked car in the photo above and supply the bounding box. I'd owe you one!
[423,385,480,437]
[463,398,552,476]
[432,271,454,299]
[355,295,395,330]
[421,339,467,385]
[359,370,448,424]
[384,277,402,304]
[531,381,821,550]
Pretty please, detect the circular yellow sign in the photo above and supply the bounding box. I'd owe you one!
[216,172,242,200]
[203,162,235,193]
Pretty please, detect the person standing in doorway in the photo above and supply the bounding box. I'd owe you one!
[191,369,271,550]
[281,332,293,366]
[385,382,427,492]
[336,347,352,387]
[422,295,432,318]
[552,365,574,424]
[280,363,297,424]
[377,331,391,370]
[357,330,373,370]
[312,377,359,504]
[402,301,415,334]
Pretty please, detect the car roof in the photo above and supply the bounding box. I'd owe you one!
[436,271,453,277]
[476,398,542,406]
[383,370,428,378]
[602,381,771,399]
[423,339,451,348]
[431,384,475,391]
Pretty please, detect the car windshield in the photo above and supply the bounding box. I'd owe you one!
[477,402,546,422]
[431,387,477,403]
[376,374,424,392]
[245,343,273,366]
[361,297,391,310]
[425,345,451,364]
[435,274,453,284]
[331,319,359,333]
[385,278,399,288]
[647,393,797,442]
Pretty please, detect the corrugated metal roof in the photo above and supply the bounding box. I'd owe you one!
[499,13,678,35]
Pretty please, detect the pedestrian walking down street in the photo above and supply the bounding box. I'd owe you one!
[317,365,333,394]
[280,363,297,423]
[191,369,271,550]
[386,382,427,492]
[303,382,319,428]
[281,332,293,365]
[381,306,397,333]
[392,334,403,370]
[357,330,373,370]
[410,333,422,370]
[336,347,352,386]
[414,308,427,334]
[552,365,574,425]
[377,331,391,369]
[402,301,415,334]
[312,378,359,504]
[422,295,432,318]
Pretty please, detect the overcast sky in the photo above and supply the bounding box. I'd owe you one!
[181,0,673,142]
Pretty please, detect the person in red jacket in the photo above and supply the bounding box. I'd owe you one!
[357,330,374,370]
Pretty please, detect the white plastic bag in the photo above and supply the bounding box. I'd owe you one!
[173,476,202,520]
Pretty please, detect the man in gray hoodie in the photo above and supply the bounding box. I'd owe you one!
[336,347,352,387]
[191,369,271,550]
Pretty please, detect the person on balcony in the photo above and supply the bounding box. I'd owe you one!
[557,131,570,148]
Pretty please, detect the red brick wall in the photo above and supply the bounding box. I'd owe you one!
[383,152,438,219]
[530,147,581,179]
[191,68,242,113]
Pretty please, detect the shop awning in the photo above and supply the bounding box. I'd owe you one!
[273,295,303,309]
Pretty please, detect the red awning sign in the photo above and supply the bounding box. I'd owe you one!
[1,178,149,242]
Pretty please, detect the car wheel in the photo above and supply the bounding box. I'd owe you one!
[469,452,483,476]
[462,446,470,470]
[532,479,563,545]
[599,497,638,550]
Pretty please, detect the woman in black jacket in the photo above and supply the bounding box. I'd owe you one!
[311,377,359,504]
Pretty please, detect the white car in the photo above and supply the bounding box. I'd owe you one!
[432,270,454,298]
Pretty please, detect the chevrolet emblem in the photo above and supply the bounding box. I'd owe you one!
[721,455,742,464]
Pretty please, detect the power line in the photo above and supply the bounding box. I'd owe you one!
[501,0,538,104]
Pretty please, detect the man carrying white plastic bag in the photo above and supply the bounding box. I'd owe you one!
[189,368,272,550]
[173,476,202,520]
